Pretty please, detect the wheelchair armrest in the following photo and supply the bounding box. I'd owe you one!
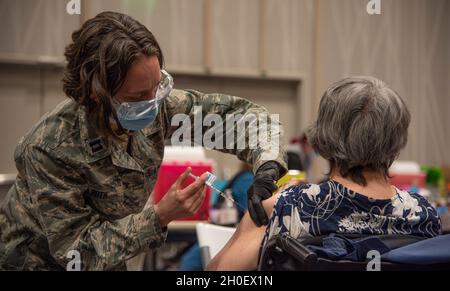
[258,233,318,271]
[258,233,431,271]
[276,233,318,265]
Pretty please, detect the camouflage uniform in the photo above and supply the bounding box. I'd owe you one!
[0,89,287,270]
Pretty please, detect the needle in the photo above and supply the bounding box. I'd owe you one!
[189,172,246,211]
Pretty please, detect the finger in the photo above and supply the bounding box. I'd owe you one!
[268,181,278,193]
[248,200,262,227]
[175,167,192,188]
[183,186,205,217]
[199,172,208,180]
[185,183,205,205]
[191,186,206,213]
[251,196,268,226]
[248,196,267,226]
[262,173,279,191]
[182,173,207,196]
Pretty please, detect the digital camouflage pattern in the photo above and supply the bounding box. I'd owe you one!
[0,89,287,270]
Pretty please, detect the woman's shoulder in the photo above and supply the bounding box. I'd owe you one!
[392,188,439,214]
[278,180,333,201]
[390,188,441,236]
[14,99,87,165]
[17,99,80,150]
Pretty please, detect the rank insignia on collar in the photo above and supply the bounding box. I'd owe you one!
[88,137,106,155]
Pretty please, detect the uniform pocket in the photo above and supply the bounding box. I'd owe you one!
[83,177,128,219]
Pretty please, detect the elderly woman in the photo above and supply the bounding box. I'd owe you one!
[207,76,441,271]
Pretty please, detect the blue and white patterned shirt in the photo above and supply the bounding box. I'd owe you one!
[260,180,441,255]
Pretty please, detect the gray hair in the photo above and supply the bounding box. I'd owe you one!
[307,76,410,185]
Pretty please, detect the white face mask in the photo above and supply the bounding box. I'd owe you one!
[114,69,174,131]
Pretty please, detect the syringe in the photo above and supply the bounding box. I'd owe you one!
[188,172,246,211]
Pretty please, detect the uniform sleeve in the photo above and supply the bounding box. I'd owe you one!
[161,89,288,173]
[22,144,167,270]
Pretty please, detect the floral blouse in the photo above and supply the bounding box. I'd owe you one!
[260,180,441,256]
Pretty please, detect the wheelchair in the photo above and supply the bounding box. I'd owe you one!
[258,233,450,271]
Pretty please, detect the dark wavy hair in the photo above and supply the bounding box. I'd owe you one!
[62,11,164,138]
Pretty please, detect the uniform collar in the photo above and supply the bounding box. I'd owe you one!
[77,106,142,172]
[78,106,111,163]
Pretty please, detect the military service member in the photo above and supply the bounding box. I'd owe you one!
[0,12,287,270]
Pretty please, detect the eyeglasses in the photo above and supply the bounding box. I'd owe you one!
[112,69,174,121]
[154,69,174,102]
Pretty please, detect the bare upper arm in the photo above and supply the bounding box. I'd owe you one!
[205,194,279,271]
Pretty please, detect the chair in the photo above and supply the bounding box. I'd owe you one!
[195,222,236,268]
[258,233,450,271]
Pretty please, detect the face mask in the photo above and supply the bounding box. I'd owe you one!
[114,70,173,131]
[116,101,160,131]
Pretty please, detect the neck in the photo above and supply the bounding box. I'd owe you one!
[330,168,395,200]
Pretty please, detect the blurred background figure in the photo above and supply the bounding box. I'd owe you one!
[211,162,254,220]
[286,133,316,175]
[178,162,253,271]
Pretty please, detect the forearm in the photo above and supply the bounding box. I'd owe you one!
[48,206,167,270]
[24,144,168,270]
[163,89,288,173]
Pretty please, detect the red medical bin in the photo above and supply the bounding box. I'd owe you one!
[389,172,426,189]
[152,161,213,221]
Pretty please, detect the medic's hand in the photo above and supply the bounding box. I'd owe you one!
[247,162,281,227]
[154,168,207,227]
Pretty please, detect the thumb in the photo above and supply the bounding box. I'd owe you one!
[175,167,192,188]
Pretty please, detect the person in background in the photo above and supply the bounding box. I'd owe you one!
[286,133,316,176]
[213,162,254,219]
[178,162,254,271]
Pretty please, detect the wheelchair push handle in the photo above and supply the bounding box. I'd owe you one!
[277,233,318,265]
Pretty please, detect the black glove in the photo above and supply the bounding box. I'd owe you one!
[247,161,281,226]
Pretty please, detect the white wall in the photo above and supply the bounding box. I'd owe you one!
[314,0,450,165]
[0,0,449,176]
